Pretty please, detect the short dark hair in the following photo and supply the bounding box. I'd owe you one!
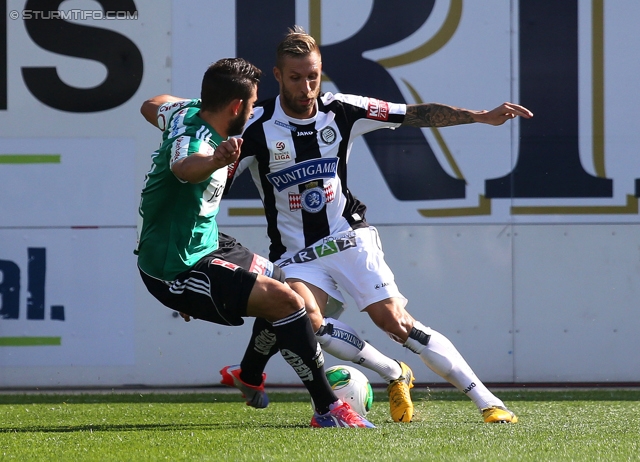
[200,58,262,112]
[276,26,320,70]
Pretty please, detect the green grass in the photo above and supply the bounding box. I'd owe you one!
[1,389,639,461]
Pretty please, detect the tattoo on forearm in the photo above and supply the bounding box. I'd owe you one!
[403,104,475,128]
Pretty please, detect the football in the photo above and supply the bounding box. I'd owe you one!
[315,365,374,416]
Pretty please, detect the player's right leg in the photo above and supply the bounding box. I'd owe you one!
[245,274,374,427]
[222,262,414,421]
[285,277,415,422]
[203,243,339,418]
[300,228,416,422]
[289,280,406,376]
[365,298,518,423]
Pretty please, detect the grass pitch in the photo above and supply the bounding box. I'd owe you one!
[1,389,639,461]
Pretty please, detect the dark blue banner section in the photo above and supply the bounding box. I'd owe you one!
[231,0,619,202]
[0,248,65,321]
[0,259,20,319]
[229,0,297,198]
[26,247,45,320]
[322,0,465,201]
[486,0,612,198]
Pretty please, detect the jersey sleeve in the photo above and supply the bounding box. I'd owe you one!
[168,135,214,169]
[157,98,201,131]
[326,93,406,138]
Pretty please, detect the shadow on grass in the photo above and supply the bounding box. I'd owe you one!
[0,421,308,433]
[0,389,639,406]
[0,392,309,406]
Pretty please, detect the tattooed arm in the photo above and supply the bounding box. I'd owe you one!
[402,102,533,128]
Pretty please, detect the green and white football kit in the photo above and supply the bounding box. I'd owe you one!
[136,100,280,326]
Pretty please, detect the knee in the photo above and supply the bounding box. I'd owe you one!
[277,285,306,314]
[250,278,306,321]
[265,288,306,323]
[304,300,324,331]
[285,280,324,330]
[365,301,414,343]
[378,317,412,344]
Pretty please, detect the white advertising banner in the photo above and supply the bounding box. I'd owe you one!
[1,0,170,376]
[0,228,137,366]
[0,138,136,227]
[1,0,639,386]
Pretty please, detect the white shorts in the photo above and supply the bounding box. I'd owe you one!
[275,226,407,311]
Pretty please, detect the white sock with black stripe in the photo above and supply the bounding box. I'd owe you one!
[405,321,504,410]
[317,317,402,382]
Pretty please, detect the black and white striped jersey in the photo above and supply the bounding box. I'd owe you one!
[228,92,406,261]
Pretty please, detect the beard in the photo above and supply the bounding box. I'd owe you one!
[280,85,318,117]
[228,103,250,136]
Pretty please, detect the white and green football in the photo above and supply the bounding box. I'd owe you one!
[324,365,374,416]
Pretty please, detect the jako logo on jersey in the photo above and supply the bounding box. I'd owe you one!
[270,140,292,162]
[266,158,339,192]
[297,130,315,137]
[367,98,390,121]
[374,281,391,289]
[275,120,297,131]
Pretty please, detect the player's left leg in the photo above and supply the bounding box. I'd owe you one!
[317,228,416,422]
[365,298,518,423]
[287,279,406,385]
[220,316,277,408]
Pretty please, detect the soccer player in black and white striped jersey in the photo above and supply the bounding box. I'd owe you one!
[220,27,532,423]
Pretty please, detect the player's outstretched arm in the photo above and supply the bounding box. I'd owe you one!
[403,102,533,128]
[140,94,190,129]
[172,138,244,184]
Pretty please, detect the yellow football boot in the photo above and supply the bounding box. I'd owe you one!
[482,406,518,423]
[387,361,415,422]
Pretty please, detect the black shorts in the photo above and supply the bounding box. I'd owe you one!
[139,233,286,326]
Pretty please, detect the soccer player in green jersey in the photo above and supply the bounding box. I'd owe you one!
[137,58,374,428]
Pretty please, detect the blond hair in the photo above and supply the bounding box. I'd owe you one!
[276,26,320,69]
